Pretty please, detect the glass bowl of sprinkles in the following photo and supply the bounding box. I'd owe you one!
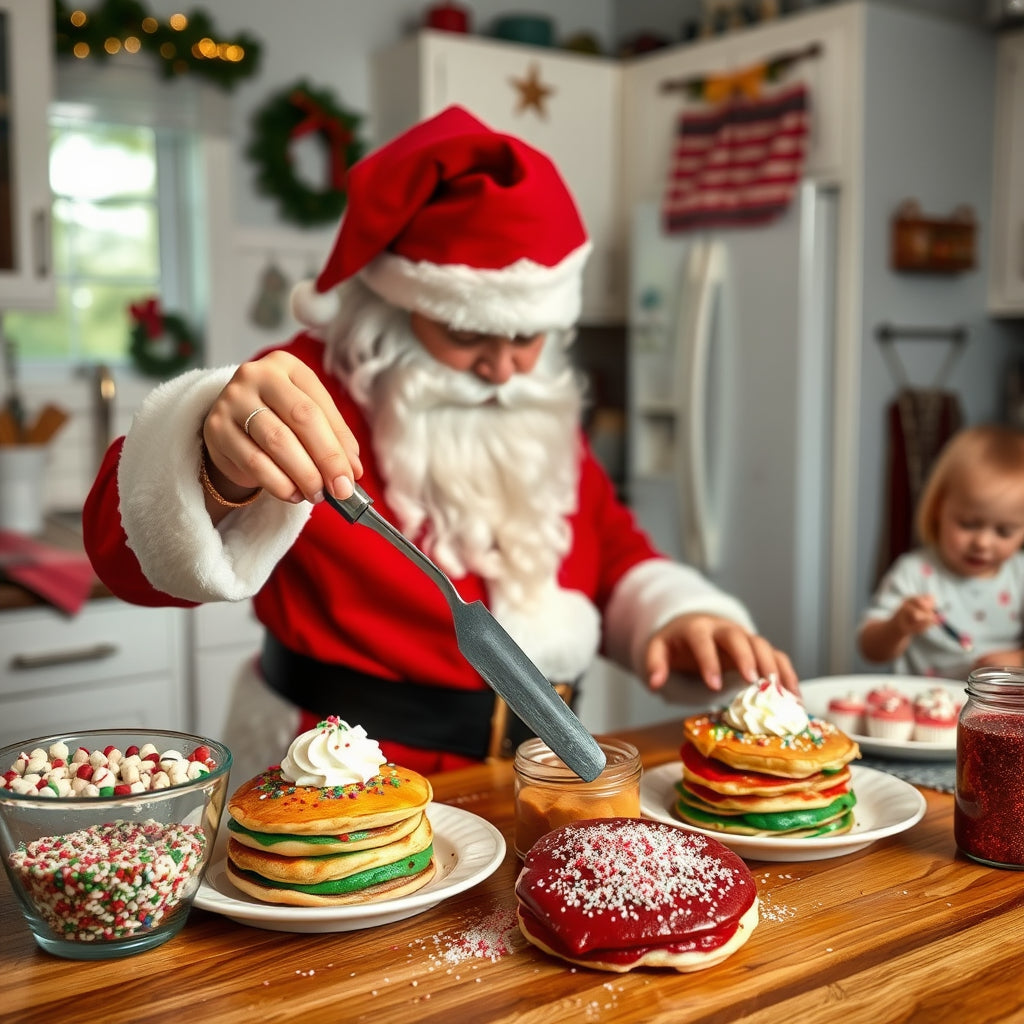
[0,728,232,960]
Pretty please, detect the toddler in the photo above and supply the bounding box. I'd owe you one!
[858,424,1024,677]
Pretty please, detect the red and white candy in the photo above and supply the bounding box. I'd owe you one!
[1,741,217,798]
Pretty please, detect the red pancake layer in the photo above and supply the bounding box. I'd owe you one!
[515,817,756,958]
[681,743,850,795]
[684,777,851,810]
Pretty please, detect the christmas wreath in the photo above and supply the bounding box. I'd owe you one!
[128,297,201,378]
[247,80,364,227]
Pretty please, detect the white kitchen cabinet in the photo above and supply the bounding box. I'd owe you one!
[188,600,262,742]
[0,0,54,311]
[0,600,188,747]
[372,31,624,324]
[989,29,1024,315]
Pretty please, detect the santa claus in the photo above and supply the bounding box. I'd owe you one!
[83,105,795,783]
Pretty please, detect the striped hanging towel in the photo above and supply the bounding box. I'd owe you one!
[662,80,809,233]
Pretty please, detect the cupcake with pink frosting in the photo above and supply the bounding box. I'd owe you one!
[866,685,904,711]
[865,692,914,741]
[912,687,962,744]
[826,691,867,735]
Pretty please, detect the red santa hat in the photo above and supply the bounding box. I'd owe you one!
[291,105,591,336]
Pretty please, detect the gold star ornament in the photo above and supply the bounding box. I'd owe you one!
[510,63,555,118]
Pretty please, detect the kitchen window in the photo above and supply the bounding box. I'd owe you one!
[4,113,201,367]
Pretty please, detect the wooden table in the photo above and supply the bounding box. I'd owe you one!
[4,720,1024,1024]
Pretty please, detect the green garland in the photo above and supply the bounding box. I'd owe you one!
[247,80,364,227]
[127,298,201,378]
[53,0,261,90]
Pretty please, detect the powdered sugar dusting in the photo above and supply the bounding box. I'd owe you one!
[435,905,523,964]
[402,904,526,971]
[527,818,748,933]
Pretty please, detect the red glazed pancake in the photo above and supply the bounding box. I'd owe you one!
[515,817,759,973]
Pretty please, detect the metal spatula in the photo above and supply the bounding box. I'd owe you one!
[325,486,607,781]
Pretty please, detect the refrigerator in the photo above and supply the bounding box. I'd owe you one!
[626,190,838,682]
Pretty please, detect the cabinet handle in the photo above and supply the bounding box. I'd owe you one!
[9,642,118,670]
[33,208,50,278]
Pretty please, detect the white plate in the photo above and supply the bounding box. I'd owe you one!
[801,674,965,761]
[193,803,505,932]
[639,762,926,863]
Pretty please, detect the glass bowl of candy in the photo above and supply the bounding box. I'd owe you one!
[0,729,231,960]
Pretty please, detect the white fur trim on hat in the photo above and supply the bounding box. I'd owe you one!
[117,366,311,602]
[359,241,592,336]
[291,278,341,328]
[603,558,756,680]
[490,583,600,683]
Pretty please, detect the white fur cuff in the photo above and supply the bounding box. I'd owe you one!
[490,584,600,683]
[117,366,311,602]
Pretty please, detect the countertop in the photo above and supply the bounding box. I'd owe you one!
[4,719,1024,1024]
[0,516,110,610]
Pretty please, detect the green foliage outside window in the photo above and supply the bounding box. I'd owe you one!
[6,119,165,365]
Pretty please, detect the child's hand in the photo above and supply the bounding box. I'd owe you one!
[972,649,1024,670]
[891,595,940,639]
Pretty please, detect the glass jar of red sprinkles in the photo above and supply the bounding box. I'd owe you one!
[954,668,1024,869]
[513,736,641,859]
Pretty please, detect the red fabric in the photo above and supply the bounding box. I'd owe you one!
[313,105,588,293]
[83,332,664,695]
[0,530,96,615]
[662,82,809,233]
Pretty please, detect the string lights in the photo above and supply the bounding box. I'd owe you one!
[53,0,261,89]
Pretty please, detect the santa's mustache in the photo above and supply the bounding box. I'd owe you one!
[323,278,583,417]
[372,329,579,417]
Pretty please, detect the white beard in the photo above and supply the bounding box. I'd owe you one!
[322,280,585,615]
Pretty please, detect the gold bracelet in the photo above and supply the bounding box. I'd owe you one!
[198,443,262,509]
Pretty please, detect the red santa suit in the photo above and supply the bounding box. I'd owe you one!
[82,106,756,779]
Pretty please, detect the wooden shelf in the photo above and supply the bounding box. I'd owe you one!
[890,200,976,274]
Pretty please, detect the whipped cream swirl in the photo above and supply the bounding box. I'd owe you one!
[722,678,810,737]
[280,716,386,787]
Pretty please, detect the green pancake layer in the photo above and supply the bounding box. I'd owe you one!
[227,818,376,847]
[675,785,857,832]
[233,844,434,895]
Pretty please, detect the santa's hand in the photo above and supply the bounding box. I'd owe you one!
[644,613,799,697]
[202,350,363,508]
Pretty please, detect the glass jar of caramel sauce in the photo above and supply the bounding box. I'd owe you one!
[954,668,1024,869]
[513,736,642,859]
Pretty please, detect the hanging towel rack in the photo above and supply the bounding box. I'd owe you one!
[875,322,968,390]
[659,42,822,94]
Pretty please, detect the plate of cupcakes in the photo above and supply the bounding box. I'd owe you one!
[801,674,966,761]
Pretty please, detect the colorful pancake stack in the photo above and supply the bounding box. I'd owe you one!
[516,817,759,972]
[225,716,435,906]
[675,679,860,838]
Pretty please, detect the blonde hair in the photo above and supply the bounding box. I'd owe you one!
[915,424,1024,547]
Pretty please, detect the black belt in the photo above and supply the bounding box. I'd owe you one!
[259,633,574,760]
